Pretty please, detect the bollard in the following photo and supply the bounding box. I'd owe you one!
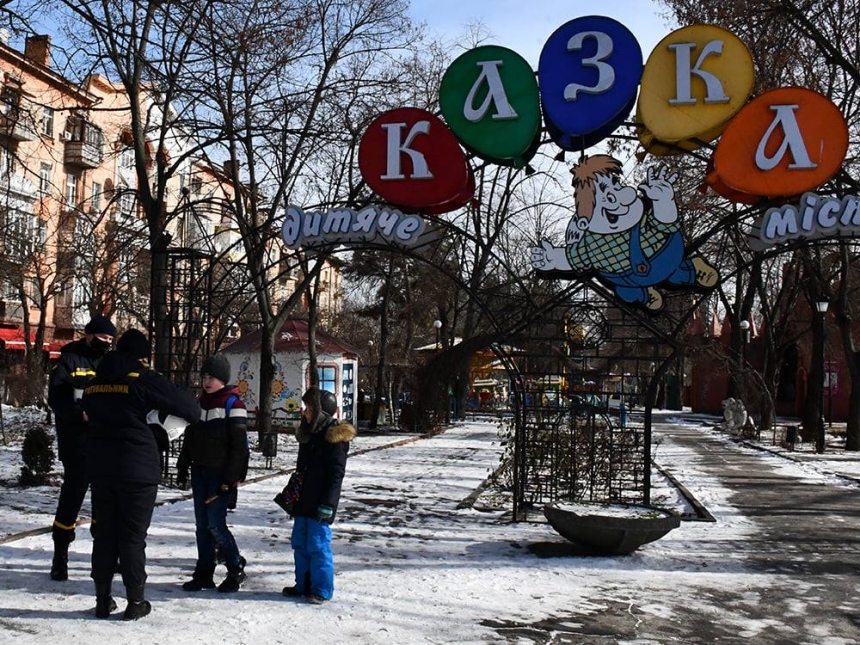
[619,402,627,428]
[785,425,799,451]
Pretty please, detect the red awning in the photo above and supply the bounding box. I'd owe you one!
[0,327,64,358]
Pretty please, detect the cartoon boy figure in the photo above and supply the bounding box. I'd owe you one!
[530,154,718,310]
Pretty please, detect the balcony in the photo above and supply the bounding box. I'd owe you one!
[52,304,74,327]
[0,110,38,142]
[0,300,24,322]
[64,139,103,168]
[0,172,37,210]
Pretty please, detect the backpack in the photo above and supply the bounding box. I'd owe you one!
[225,394,250,482]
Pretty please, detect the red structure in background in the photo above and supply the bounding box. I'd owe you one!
[686,307,848,423]
[0,327,63,359]
[0,327,65,404]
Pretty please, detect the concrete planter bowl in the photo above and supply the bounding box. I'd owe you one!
[543,501,681,555]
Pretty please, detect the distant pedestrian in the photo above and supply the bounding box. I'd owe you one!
[176,353,249,593]
[47,314,115,582]
[280,386,354,604]
[82,329,200,621]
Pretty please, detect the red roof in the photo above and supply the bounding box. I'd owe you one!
[221,319,359,357]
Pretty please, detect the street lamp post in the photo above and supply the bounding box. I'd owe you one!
[739,319,751,367]
[433,319,442,349]
[738,319,752,437]
[814,299,829,453]
[828,352,833,428]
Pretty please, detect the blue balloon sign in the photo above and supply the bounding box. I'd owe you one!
[538,16,643,150]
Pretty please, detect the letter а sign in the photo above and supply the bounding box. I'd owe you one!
[712,87,848,197]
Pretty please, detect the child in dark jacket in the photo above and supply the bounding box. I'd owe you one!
[176,354,249,593]
[280,386,355,604]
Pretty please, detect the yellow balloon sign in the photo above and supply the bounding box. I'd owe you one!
[639,24,754,144]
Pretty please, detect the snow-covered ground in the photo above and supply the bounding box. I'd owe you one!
[1,406,859,643]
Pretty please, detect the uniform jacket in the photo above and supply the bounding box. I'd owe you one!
[292,411,355,523]
[176,385,249,484]
[82,351,201,485]
[48,337,104,462]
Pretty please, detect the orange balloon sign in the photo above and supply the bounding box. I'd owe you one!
[712,87,848,197]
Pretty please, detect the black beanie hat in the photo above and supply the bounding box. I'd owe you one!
[84,315,117,337]
[301,386,321,414]
[117,329,150,360]
[201,353,230,384]
[320,389,337,416]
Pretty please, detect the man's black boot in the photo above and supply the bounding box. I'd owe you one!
[123,585,151,621]
[50,544,69,581]
[95,582,117,618]
[182,569,216,591]
[50,525,75,581]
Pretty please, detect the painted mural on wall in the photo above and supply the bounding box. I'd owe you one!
[234,357,257,410]
[530,155,718,311]
[286,14,850,312]
[233,354,301,417]
[272,356,301,419]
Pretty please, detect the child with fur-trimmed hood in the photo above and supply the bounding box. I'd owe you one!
[281,386,355,604]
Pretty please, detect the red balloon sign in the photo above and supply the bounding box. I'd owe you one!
[358,107,473,213]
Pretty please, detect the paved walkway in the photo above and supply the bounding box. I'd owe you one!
[490,414,860,643]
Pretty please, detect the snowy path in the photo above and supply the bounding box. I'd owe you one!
[2,422,525,643]
[3,419,860,643]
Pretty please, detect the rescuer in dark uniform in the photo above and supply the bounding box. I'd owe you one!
[47,314,116,581]
[82,329,200,621]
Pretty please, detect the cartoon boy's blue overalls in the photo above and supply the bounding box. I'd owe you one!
[601,223,696,305]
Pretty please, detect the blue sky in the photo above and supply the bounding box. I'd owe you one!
[408,0,675,67]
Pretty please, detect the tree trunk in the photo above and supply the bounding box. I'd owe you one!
[370,259,393,429]
[257,323,276,450]
[150,234,170,373]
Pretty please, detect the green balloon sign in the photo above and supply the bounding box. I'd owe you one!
[440,45,541,168]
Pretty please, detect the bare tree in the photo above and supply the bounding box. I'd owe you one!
[657,0,860,446]
[191,0,423,435]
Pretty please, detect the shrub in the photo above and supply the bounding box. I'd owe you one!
[19,425,55,486]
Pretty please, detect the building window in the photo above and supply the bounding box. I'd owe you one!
[4,209,29,257]
[65,173,78,209]
[190,176,202,196]
[85,123,103,147]
[118,189,136,220]
[2,280,17,301]
[1,86,19,118]
[91,181,102,212]
[25,277,43,308]
[0,142,13,175]
[120,146,135,171]
[39,163,51,195]
[55,281,72,307]
[35,217,46,248]
[41,106,54,137]
[317,365,337,397]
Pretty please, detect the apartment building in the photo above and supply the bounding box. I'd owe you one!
[0,33,342,366]
[0,34,223,355]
